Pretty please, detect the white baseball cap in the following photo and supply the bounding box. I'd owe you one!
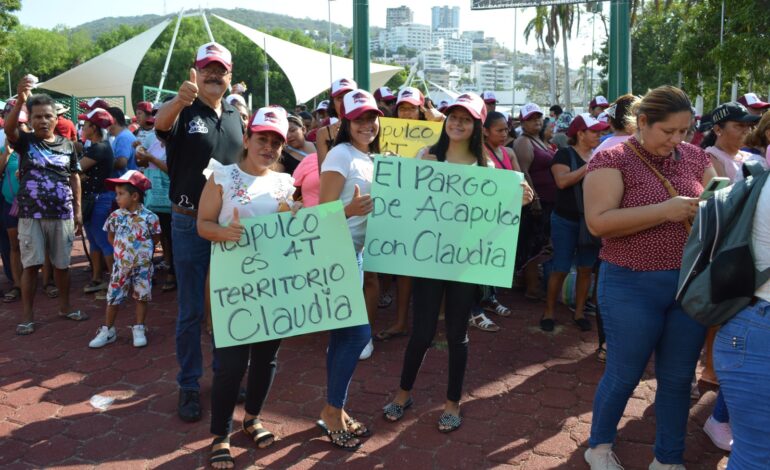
[248,106,289,142]
[315,100,330,112]
[481,91,497,104]
[445,93,486,121]
[342,89,383,120]
[396,87,424,107]
[519,102,544,121]
[331,78,357,98]
[589,95,609,109]
[225,94,247,107]
[195,42,232,71]
[374,87,397,103]
[738,93,770,110]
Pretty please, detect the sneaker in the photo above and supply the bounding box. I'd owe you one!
[469,312,500,332]
[584,445,624,470]
[703,416,733,451]
[178,390,202,422]
[89,326,116,348]
[359,338,374,360]
[131,324,147,347]
[649,458,686,470]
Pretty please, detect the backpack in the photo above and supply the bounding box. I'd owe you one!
[676,161,770,326]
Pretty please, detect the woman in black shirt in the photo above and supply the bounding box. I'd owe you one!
[541,113,608,332]
[78,109,116,294]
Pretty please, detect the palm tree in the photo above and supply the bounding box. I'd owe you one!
[523,5,558,104]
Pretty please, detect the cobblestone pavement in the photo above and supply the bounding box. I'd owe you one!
[0,247,729,469]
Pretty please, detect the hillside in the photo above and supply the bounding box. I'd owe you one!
[71,8,362,39]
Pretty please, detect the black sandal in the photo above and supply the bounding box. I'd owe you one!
[317,423,362,452]
[438,411,462,433]
[242,417,275,448]
[345,417,371,438]
[383,398,413,422]
[209,436,234,468]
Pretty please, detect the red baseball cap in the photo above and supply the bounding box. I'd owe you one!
[374,86,396,103]
[80,98,110,111]
[78,108,115,129]
[566,113,610,137]
[342,89,383,121]
[589,95,610,109]
[445,93,486,121]
[737,93,770,110]
[135,101,153,114]
[248,106,289,142]
[331,78,357,98]
[105,170,152,192]
[396,87,424,107]
[195,42,233,72]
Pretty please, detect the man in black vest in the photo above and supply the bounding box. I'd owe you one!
[155,42,243,422]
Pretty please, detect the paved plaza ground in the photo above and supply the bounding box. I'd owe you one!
[0,245,730,469]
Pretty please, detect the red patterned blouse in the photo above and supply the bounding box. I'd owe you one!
[586,136,711,271]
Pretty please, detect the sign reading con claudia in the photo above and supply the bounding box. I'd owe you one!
[363,156,524,287]
[209,201,368,348]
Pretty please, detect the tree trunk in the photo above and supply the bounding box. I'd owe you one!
[561,27,571,112]
[549,46,557,105]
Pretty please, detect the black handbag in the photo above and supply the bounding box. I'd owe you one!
[568,148,601,249]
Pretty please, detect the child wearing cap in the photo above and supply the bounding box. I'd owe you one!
[88,170,161,349]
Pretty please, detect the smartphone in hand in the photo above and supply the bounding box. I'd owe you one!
[700,177,731,200]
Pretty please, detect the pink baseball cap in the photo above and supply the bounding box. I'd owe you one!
[342,89,383,120]
[396,87,424,107]
[195,42,232,72]
[445,93,486,121]
[248,106,289,142]
[80,98,110,111]
[78,108,115,129]
[105,170,152,192]
[481,91,497,104]
[738,93,770,110]
[566,113,610,137]
[331,78,357,98]
[519,102,544,121]
[374,86,396,103]
[589,95,610,109]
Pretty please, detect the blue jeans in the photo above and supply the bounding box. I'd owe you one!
[712,390,730,423]
[714,300,770,469]
[550,212,599,273]
[85,192,115,256]
[589,262,706,464]
[326,251,371,408]
[172,211,211,391]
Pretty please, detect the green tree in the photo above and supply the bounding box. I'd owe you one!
[0,0,21,96]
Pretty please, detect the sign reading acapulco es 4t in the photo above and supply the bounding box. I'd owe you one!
[209,201,368,348]
[363,156,524,288]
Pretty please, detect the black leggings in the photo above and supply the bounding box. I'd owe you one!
[210,339,281,436]
[400,277,477,402]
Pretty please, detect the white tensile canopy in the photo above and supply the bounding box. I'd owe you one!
[38,20,172,117]
[37,14,403,116]
[214,15,402,104]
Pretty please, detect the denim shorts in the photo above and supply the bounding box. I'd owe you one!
[550,212,599,273]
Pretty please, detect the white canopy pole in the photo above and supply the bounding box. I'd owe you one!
[201,9,215,42]
[156,8,185,103]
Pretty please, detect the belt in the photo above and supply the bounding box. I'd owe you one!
[171,204,197,217]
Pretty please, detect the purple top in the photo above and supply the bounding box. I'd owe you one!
[527,138,557,203]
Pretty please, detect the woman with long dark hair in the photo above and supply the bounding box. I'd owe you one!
[316,89,382,450]
[383,93,533,433]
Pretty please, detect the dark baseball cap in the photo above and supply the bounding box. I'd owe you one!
[709,102,761,125]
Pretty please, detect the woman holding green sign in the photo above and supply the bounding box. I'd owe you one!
[196,107,298,468]
[383,93,533,433]
[317,88,381,451]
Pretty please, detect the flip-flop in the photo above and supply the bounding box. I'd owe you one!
[3,287,21,303]
[59,310,89,321]
[44,283,59,299]
[374,329,408,341]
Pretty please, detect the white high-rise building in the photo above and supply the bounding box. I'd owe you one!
[473,60,514,91]
[436,37,472,65]
[421,49,444,70]
[378,24,432,53]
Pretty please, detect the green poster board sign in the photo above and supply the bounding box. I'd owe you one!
[363,157,524,287]
[209,201,368,348]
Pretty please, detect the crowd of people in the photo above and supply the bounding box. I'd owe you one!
[1,40,769,470]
